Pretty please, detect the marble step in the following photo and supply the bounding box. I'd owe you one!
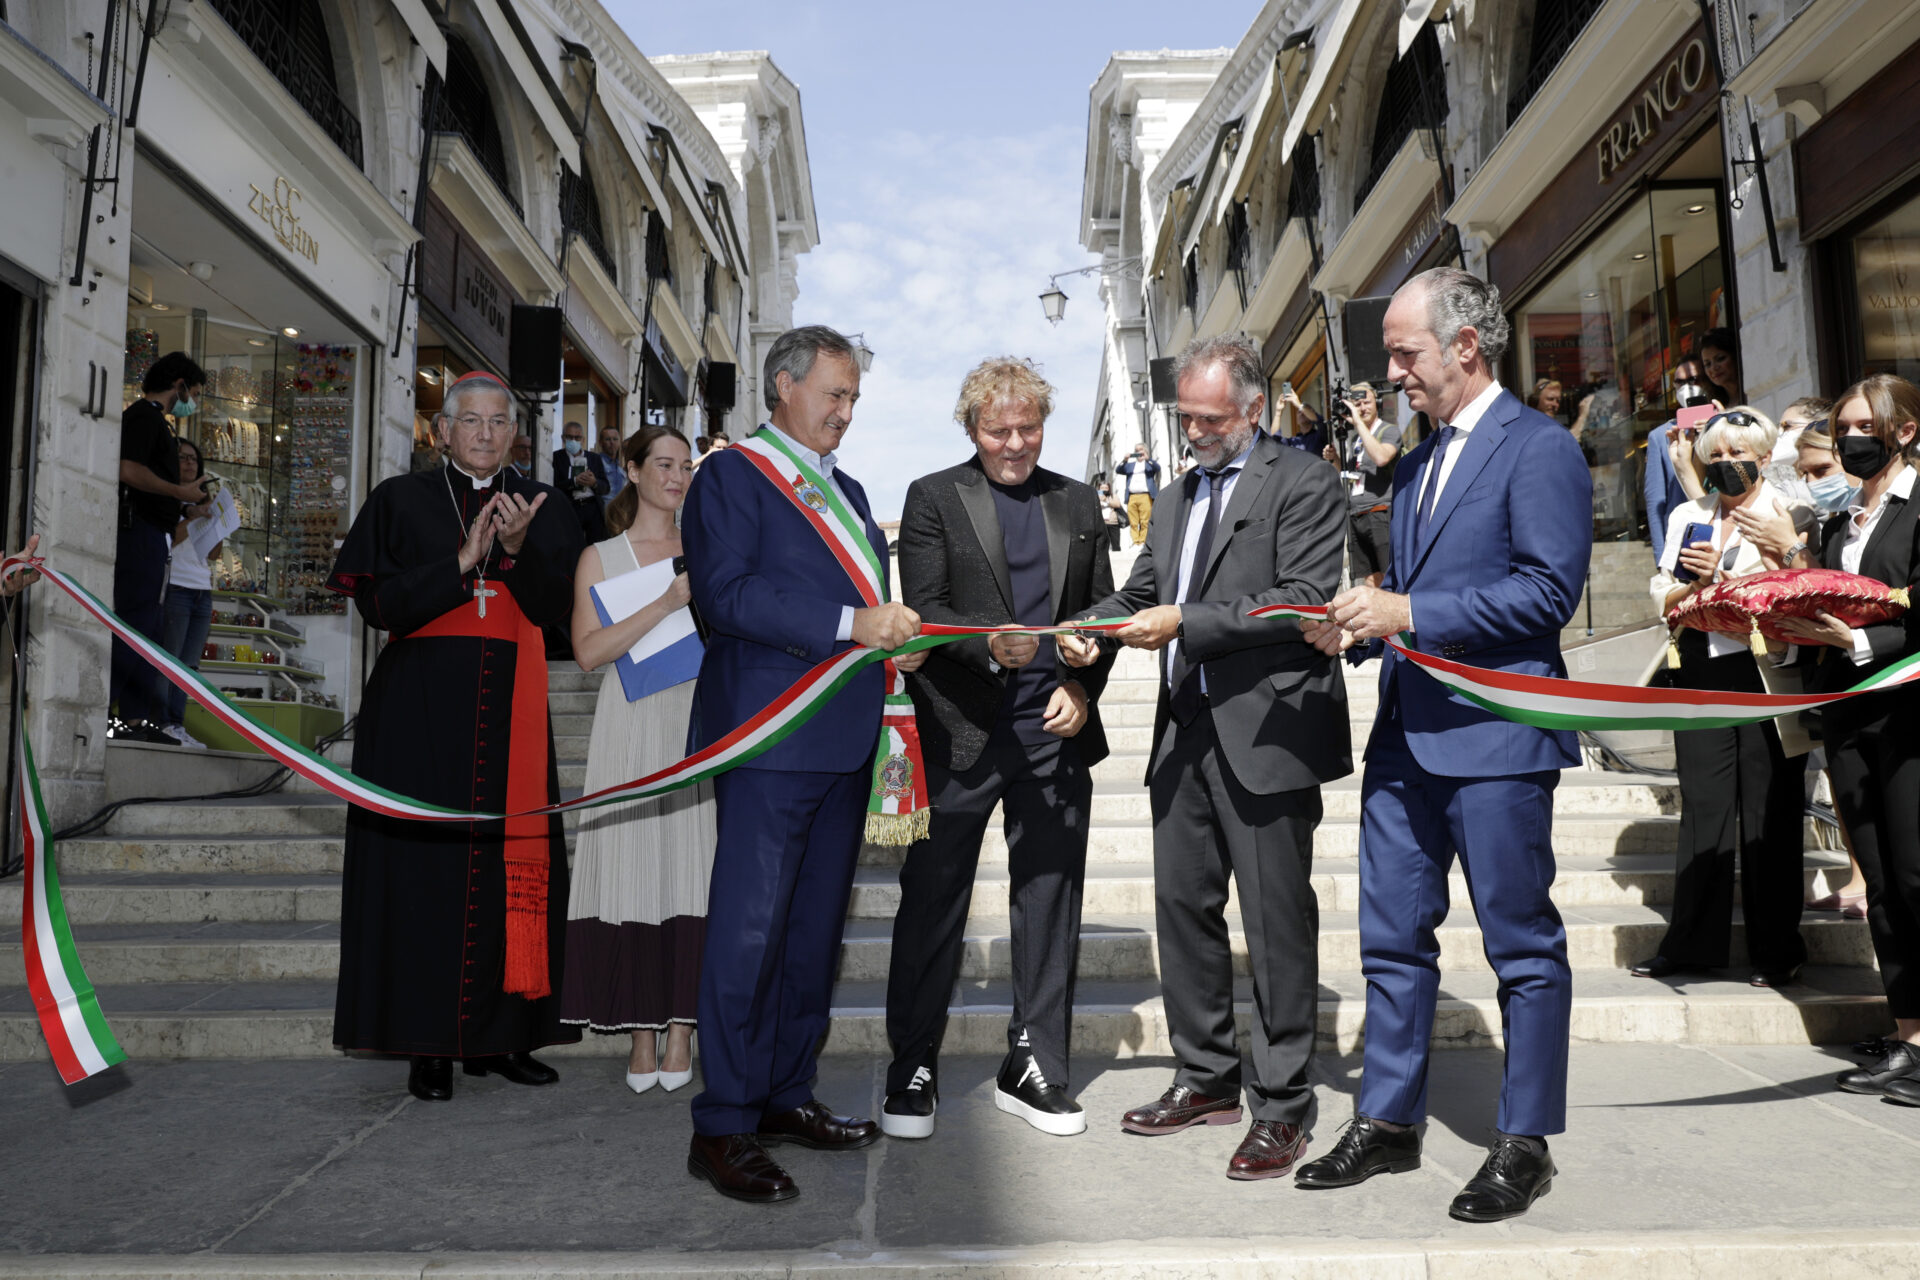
[0,906,1872,988]
[0,965,1884,1065]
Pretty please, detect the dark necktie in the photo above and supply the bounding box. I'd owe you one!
[1169,467,1229,726]
[1414,424,1457,543]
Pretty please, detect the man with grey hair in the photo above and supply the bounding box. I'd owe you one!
[1297,266,1592,1222]
[680,324,926,1202]
[1062,332,1350,1182]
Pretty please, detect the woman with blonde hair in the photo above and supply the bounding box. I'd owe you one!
[560,426,715,1094]
[1631,407,1811,988]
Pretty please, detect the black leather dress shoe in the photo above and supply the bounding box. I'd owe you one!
[1853,1033,1896,1058]
[1836,1041,1920,1095]
[462,1052,559,1086]
[1294,1115,1421,1188]
[408,1055,452,1101]
[757,1100,880,1151]
[1749,964,1802,988]
[1120,1084,1242,1135]
[687,1133,798,1204]
[1449,1135,1555,1222]
[1628,955,1710,979]
[1883,1071,1920,1107]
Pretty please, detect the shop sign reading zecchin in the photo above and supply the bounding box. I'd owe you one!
[247,176,320,265]
[1595,38,1710,184]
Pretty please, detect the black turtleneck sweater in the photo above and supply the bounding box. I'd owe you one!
[987,475,1056,743]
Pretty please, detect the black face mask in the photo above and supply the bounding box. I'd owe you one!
[1839,434,1894,480]
[1704,459,1761,496]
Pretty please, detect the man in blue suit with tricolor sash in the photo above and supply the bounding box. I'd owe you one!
[680,326,926,1203]
[1299,268,1592,1223]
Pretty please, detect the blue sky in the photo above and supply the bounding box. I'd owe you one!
[603,1,1255,519]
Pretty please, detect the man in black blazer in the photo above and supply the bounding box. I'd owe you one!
[1063,334,1350,1180]
[553,420,609,541]
[883,357,1118,1140]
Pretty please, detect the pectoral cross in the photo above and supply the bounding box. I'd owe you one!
[474,574,496,618]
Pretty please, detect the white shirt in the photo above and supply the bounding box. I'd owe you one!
[169,522,213,590]
[1405,380,1503,634]
[1837,465,1915,664]
[761,422,861,642]
[1126,461,1151,494]
[1168,440,1253,688]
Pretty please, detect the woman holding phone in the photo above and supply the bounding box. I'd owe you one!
[559,426,714,1095]
[1633,408,1811,988]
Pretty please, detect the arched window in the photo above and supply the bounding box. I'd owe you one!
[1356,24,1449,209]
[561,159,615,282]
[432,34,519,215]
[205,0,362,168]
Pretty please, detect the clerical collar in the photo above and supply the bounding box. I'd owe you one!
[448,459,503,489]
[762,422,837,477]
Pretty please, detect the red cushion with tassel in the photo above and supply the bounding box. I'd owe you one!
[1668,567,1910,643]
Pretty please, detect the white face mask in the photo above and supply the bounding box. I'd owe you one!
[564,439,582,456]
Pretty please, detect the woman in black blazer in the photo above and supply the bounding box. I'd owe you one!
[1773,374,1920,1103]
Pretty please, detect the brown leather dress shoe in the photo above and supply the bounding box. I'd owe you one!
[687,1133,798,1204]
[757,1099,881,1151]
[1226,1120,1307,1181]
[1120,1084,1243,1135]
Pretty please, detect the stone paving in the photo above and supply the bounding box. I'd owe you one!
[2,1044,1918,1276]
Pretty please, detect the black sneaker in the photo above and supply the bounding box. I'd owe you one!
[994,1045,1085,1136]
[879,1065,937,1139]
[108,718,178,745]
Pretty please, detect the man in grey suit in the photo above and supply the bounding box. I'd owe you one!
[1063,333,1351,1181]
[882,357,1117,1140]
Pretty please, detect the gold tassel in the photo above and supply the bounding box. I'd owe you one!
[1750,625,1769,658]
[865,807,932,847]
[1891,587,1910,608]
[1666,630,1682,670]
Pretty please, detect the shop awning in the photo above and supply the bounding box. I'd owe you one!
[389,0,447,74]
[657,128,730,266]
[1219,52,1300,214]
[1281,0,1385,163]
[1398,0,1451,56]
[468,0,579,171]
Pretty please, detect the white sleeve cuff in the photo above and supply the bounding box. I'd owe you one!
[1769,643,1798,667]
[1849,628,1873,665]
[1404,601,1414,634]
[837,605,855,644]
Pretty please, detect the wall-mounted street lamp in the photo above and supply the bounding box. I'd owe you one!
[1038,259,1143,326]
[847,332,876,371]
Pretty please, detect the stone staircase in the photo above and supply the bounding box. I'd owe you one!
[0,545,1887,1067]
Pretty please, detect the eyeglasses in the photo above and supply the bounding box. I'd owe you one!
[450,414,512,433]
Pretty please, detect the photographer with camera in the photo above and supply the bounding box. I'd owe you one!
[1318,383,1402,588]
[1275,385,1329,458]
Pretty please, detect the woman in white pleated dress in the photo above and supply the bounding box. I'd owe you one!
[560,426,715,1093]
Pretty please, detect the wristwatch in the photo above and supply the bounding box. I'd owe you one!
[1784,541,1809,564]
[1175,617,1185,640]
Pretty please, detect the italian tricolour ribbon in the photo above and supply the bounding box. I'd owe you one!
[730,428,931,845]
[18,560,1920,1083]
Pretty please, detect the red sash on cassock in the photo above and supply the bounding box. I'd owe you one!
[412,576,552,999]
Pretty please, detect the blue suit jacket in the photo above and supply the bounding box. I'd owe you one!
[1377,388,1592,778]
[1641,420,1690,562]
[681,443,888,775]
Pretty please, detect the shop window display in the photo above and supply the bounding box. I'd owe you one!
[1514,184,1730,549]
[1846,192,1920,384]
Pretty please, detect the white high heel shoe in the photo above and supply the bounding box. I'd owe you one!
[625,1069,658,1094]
[658,1028,694,1091]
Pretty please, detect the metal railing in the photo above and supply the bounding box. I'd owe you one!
[1287,143,1321,222]
[204,0,363,170]
[1355,28,1448,210]
[1507,0,1610,125]
[561,165,616,282]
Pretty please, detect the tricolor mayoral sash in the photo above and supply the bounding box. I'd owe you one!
[733,428,930,845]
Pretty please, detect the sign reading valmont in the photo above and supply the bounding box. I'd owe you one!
[247,176,320,265]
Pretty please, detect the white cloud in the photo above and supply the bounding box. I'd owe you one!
[789,124,1110,521]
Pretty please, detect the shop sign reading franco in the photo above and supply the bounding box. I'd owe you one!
[246,176,320,265]
[1595,38,1711,184]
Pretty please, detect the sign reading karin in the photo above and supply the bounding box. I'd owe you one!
[247,175,320,265]
[1595,37,1711,184]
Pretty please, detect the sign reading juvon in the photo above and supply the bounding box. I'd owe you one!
[246,176,320,265]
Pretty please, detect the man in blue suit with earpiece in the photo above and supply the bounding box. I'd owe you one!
[1298,267,1592,1223]
[680,326,926,1204]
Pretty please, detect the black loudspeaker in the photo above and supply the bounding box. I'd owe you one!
[1148,356,1178,404]
[706,361,736,411]
[508,304,564,393]
[1343,296,1392,386]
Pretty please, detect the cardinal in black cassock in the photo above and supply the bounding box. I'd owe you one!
[327,372,584,1101]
